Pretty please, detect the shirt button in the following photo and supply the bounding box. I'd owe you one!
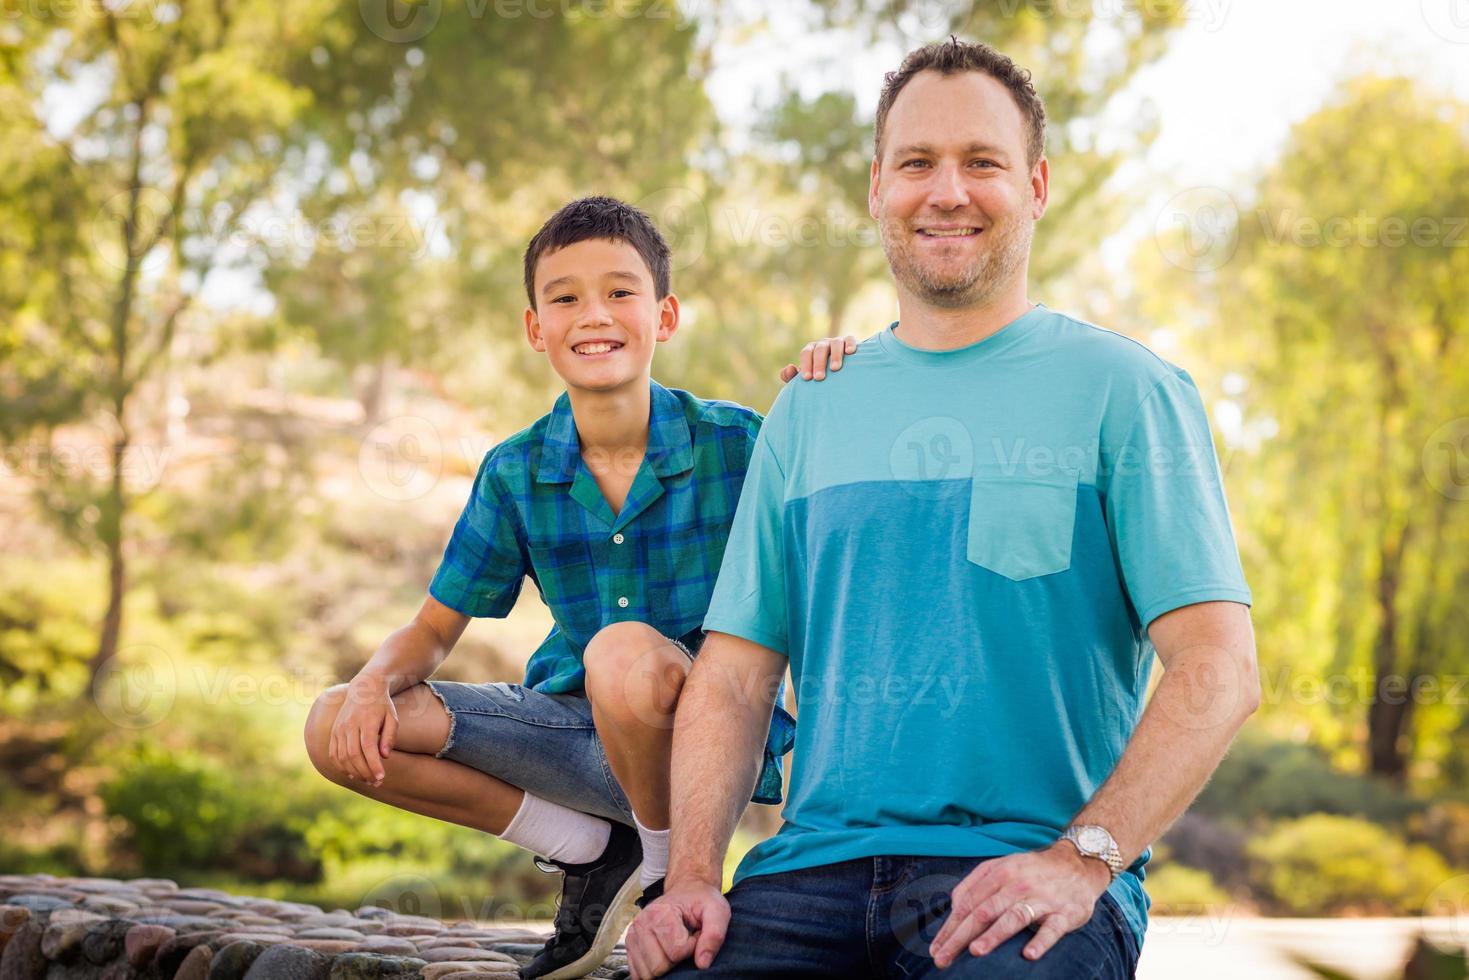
[613,533,625,544]
[617,596,629,608]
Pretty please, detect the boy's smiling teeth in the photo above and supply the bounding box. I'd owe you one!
[573,341,623,355]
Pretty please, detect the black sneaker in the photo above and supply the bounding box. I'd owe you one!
[520,821,644,980]
[634,876,663,910]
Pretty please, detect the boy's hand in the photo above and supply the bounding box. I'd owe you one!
[779,334,858,383]
[330,674,399,787]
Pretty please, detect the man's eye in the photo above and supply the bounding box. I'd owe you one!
[903,159,929,169]
[972,160,996,168]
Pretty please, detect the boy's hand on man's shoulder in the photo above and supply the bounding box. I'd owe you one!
[778,334,858,383]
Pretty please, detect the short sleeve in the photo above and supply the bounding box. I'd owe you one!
[701,407,791,657]
[428,452,529,618]
[1104,370,1252,629]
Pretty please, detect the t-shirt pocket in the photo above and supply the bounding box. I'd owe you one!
[966,463,1079,581]
[527,540,602,636]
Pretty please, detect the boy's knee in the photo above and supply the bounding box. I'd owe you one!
[584,622,689,719]
[304,683,350,770]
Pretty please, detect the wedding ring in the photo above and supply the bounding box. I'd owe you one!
[1018,901,1038,925]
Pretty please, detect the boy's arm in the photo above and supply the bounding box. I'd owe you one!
[352,594,470,697]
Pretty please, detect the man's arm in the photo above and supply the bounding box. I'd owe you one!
[667,630,786,887]
[1064,600,1259,870]
[624,629,785,979]
[930,600,1259,966]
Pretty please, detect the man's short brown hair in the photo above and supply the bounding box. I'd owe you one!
[875,37,1047,170]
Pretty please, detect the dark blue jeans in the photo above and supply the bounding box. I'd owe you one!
[662,855,1139,979]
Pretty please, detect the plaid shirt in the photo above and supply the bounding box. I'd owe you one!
[429,379,796,805]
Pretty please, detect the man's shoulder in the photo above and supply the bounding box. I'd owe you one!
[1039,307,1188,388]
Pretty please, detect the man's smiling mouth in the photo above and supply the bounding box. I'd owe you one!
[917,227,981,238]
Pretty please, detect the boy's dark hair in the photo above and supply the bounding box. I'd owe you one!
[875,36,1047,170]
[522,196,672,310]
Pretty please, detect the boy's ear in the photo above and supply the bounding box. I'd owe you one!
[524,306,547,352]
[655,293,681,342]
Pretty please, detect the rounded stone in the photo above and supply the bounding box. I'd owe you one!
[4,896,70,916]
[418,948,513,963]
[81,919,134,964]
[326,952,428,980]
[206,939,268,980]
[124,924,175,967]
[295,928,366,942]
[176,943,214,980]
[354,937,419,957]
[0,920,46,980]
[282,940,360,955]
[240,944,332,980]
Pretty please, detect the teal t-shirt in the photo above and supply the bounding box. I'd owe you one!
[702,303,1252,955]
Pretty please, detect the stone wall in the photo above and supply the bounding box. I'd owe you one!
[0,875,630,980]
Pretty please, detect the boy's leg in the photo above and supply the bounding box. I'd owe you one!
[582,621,693,829]
[303,681,525,834]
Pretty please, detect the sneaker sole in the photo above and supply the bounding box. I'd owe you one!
[536,870,643,980]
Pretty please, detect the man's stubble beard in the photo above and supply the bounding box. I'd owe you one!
[877,206,1034,311]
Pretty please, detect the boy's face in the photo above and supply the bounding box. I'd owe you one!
[524,238,678,395]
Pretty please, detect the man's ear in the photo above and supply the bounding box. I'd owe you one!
[868,155,881,221]
[655,293,681,342]
[1031,156,1050,221]
[524,306,547,352]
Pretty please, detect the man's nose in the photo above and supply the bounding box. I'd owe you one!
[926,163,971,210]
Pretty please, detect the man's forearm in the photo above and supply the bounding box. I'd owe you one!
[1069,602,1259,869]
[667,630,783,889]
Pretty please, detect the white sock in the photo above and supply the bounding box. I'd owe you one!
[634,813,669,889]
[499,791,611,866]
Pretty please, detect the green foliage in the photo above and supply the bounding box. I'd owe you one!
[1196,729,1425,827]
[1246,814,1455,916]
[1144,863,1233,915]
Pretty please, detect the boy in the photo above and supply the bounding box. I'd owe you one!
[303,196,854,979]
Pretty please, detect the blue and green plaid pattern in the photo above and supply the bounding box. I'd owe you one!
[429,379,795,805]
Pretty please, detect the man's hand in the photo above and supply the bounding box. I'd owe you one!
[928,841,1112,968]
[329,674,399,787]
[625,879,729,979]
[779,334,858,382]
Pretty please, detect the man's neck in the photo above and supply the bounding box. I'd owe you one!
[893,282,1034,352]
[566,377,651,460]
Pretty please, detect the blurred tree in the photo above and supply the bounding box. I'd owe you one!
[1140,75,1469,785]
[0,3,333,688]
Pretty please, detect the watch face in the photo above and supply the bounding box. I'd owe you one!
[1079,827,1109,851]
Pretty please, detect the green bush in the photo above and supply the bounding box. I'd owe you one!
[1197,728,1423,826]
[1246,813,1455,915]
[1144,863,1234,915]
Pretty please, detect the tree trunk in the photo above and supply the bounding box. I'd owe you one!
[87,431,128,689]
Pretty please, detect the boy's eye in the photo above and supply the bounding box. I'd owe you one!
[551,295,574,304]
[611,289,634,298]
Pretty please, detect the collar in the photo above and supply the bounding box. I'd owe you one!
[535,379,694,484]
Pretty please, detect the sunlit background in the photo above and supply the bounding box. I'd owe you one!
[3,2,1468,977]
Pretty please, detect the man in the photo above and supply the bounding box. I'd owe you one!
[625,36,1258,979]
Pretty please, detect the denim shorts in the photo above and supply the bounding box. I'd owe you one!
[423,634,697,825]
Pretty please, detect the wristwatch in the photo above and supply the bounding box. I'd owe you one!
[1060,824,1125,881]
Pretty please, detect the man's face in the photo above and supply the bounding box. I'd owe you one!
[869,70,1047,310]
[525,238,678,394]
